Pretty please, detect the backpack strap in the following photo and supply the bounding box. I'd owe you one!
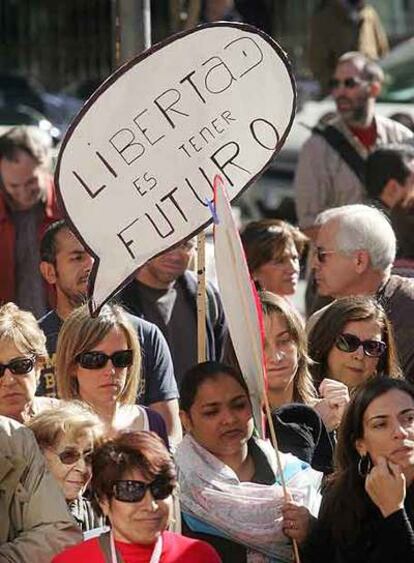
[97,531,125,563]
[313,124,366,183]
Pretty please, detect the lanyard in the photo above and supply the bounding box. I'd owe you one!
[110,532,163,563]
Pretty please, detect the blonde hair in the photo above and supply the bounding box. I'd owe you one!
[0,302,48,377]
[260,291,317,404]
[55,304,141,404]
[27,400,104,449]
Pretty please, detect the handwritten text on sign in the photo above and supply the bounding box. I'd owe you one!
[56,23,296,313]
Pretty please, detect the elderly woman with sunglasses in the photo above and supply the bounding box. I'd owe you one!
[52,431,220,563]
[55,303,168,446]
[27,401,105,532]
[0,302,58,422]
[307,296,402,431]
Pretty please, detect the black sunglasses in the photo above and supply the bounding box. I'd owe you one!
[335,333,386,358]
[329,77,366,90]
[112,479,174,503]
[315,246,336,263]
[55,448,94,466]
[75,349,133,370]
[0,356,35,378]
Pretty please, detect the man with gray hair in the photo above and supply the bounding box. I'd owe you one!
[295,51,413,240]
[312,203,414,382]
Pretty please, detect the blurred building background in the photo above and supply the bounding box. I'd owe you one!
[0,0,413,94]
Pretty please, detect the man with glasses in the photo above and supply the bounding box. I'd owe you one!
[118,239,227,386]
[310,203,414,383]
[295,51,413,241]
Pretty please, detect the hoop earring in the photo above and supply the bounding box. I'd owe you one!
[358,454,372,477]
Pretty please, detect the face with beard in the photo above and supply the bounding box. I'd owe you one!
[331,60,374,126]
[41,228,94,311]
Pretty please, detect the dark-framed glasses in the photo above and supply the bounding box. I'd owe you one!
[75,349,133,370]
[55,447,94,466]
[112,479,174,503]
[329,77,367,90]
[315,247,337,263]
[0,356,36,378]
[335,333,386,358]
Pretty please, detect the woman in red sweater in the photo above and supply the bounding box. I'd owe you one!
[52,431,220,563]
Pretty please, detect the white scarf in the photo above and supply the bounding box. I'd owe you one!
[175,434,321,563]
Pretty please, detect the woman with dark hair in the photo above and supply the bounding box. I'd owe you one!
[177,361,322,563]
[53,431,220,562]
[241,219,308,298]
[307,296,402,431]
[302,377,414,562]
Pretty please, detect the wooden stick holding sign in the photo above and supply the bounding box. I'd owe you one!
[213,175,301,563]
[196,231,207,363]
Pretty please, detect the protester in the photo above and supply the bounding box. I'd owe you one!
[302,377,414,562]
[309,0,389,96]
[118,239,226,385]
[176,361,321,562]
[53,430,220,562]
[0,415,81,560]
[295,52,413,239]
[366,144,414,261]
[39,220,181,445]
[27,401,105,532]
[55,303,168,445]
[241,219,308,298]
[0,126,61,317]
[0,302,57,422]
[312,204,414,383]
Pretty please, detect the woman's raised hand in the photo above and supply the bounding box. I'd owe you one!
[314,378,350,431]
[365,456,406,518]
[281,494,312,544]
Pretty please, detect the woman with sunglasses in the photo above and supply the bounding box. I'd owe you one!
[302,377,414,563]
[308,296,402,431]
[55,304,168,446]
[52,431,220,562]
[0,302,58,422]
[241,219,308,298]
[27,401,105,532]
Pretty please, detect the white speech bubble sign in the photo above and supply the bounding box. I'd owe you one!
[56,22,296,315]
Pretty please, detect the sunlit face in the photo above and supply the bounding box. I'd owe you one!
[43,432,93,501]
[313,220,360,298]
[139,241,195,289]
[99,467,171,545]
[264,313,299,395]
[74,327,130,409]
[356,389,414,472]
[253,240,300,296]
[331,61,372,124]
[50,228,94,308]
[0,150,47,210]
[0,340,38,421]
[180,374,254,460]
[327,319,383,389]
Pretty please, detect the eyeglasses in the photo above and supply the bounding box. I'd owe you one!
[0,356,35,378]
[329,77,367,90]
[55,447,94,466]
[335,333,387,358]
[75,350,133,370]
[112,479,174,503]
[315,247,336,263]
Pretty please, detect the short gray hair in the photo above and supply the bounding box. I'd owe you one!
[316,204,396,272]
[337,51,384,83]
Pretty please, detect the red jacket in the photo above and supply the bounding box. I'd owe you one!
[0,176,62,305]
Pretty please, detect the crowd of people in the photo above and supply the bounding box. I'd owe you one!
[1,2,414,561]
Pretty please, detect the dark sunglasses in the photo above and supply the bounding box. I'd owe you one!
[112,479,174,503]
[75,349,133,370]
[315,247,336,263]
[0,356,35,377]
[55,448,94,466]
[329,77,366,90]
[335,333,386,358]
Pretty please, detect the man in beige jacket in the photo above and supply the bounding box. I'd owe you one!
[0,416,81,562]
